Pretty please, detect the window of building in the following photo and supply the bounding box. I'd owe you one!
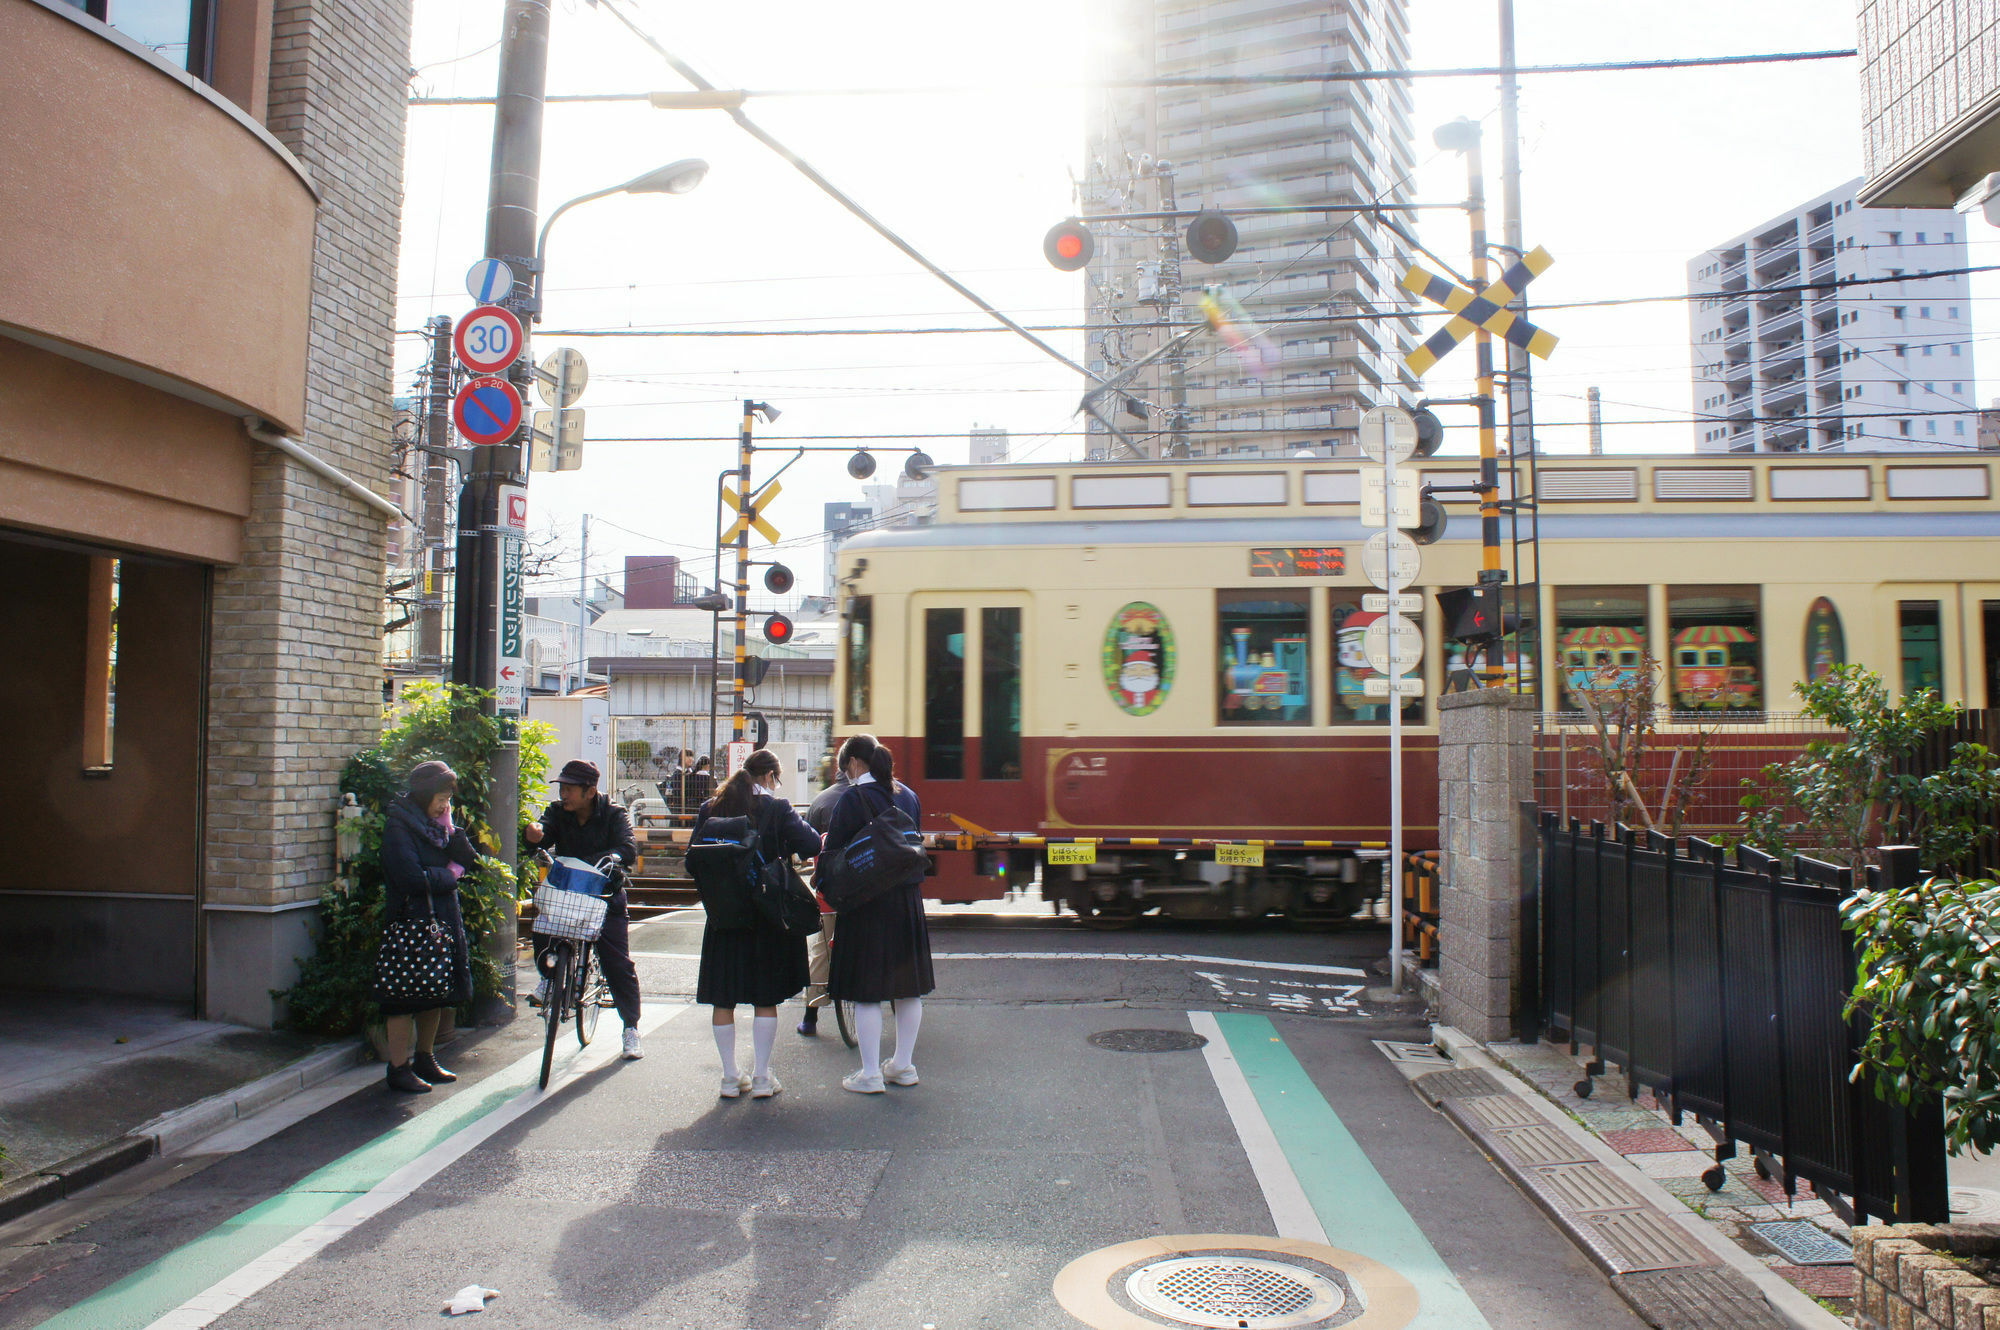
[62,0,214,78]
[1920,306,1931,319]
[1952,345,1963,356]
[1668,586,1762,716]
[1945,231,1955,242]
[1900,601,1943,697]
[1956,420,1967,436]
[924,608,966,779]
[1554,588,1646,711]
[1950,306,1961,319]
[1893,306,1907,319]
[83,556,118,772]
[843,596,872,724]
[1217,589,1310,726]
[1954,383,1964,394]
[1330,591,1423,725]
[1917,232,1927,243]
[1887,232,1902,244]
[979,607,1022,781]
[1923,345,1934,356]
[1927,420,1938,434]
[1900,420,1913,436]
[1925,382,1934,392]
[1895,344,1908,357]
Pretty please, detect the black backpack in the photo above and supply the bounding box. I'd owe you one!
[684,816,761,931]
[817,784,929,912]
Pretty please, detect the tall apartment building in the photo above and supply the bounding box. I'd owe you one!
[1082,0,1420,459]
[1687,180,1976,453]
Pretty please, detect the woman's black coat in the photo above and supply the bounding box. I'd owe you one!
[376,794,480,1011]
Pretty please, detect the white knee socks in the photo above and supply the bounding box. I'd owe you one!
[854,1002,884,1077]
[713,1019,737,1076]
[891,997,923,1070]
[752,1016,777,1079]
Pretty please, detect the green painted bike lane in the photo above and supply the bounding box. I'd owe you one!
[1211,1011,1492,1329]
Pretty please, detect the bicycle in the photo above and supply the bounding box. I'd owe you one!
[533,856,621,1091]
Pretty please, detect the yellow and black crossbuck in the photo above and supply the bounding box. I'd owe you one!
[1399,245,1559,376]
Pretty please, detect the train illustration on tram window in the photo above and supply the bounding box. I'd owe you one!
[831,452,2000,925]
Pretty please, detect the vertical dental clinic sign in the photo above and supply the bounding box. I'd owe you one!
[497,484,529,719]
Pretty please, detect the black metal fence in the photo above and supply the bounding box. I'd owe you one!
[1538,815,1949,1225]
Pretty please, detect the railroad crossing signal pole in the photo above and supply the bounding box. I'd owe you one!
[734,402,754,745]
[1462,128,1505,687]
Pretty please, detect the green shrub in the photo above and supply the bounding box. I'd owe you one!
[616,739,651,764]
[277,683,552,1035]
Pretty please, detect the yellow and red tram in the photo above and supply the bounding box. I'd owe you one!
[833,453,2000,921]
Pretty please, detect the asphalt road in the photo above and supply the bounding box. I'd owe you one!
[0,910,1644,1330]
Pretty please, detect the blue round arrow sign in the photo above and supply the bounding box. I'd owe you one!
[453,375,523,445]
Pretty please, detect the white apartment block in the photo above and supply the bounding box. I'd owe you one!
[1688,179,1976,453]
[1083,0,1421,459]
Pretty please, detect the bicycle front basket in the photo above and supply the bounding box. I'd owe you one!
[531,884,607,941]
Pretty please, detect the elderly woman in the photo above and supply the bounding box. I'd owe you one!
[376,760,478,1093]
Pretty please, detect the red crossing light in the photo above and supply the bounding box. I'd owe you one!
[1043,219,1095,272]
[763,613,794,646]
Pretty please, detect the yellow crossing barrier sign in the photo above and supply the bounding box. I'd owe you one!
[1400,245,1559,376]
[721,480,782,544]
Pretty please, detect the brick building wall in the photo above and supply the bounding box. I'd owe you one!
[202,0,413,1024]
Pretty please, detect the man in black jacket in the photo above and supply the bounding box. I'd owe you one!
[525,760,645,1059]
[795,769,850,1036]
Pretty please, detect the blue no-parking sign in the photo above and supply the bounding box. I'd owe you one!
[453,376,523,446]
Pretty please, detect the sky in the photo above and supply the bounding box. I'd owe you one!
[393,0,1997,598]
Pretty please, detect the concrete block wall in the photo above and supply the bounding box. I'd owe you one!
[1434,688,1536,1042]
[1852,1223,2000,1329]
[201,0,413,1026]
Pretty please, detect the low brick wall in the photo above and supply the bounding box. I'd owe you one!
[1852,1222,2000,1329]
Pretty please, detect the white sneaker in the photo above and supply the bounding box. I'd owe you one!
[881,1061,919,1087]
[528,977,550,1008]
[751,1072,782,1099]
[719,1071,751,1099]
[842,1069,886,1094]
[622,1029,643,1060]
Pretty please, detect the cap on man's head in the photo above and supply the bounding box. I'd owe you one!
[557,759,601,788]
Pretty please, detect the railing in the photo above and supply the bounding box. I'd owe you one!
[1538,818,1949,1224]
[1401,849,1440,964]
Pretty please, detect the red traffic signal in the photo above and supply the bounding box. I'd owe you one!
[762,563,794,595]
[1184,210,1238,264]
[763,613,794,645]
[1043,219,1094,272]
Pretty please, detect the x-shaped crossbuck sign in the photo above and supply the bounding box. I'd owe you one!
[721,480,781,544]
[1400,245,1559,376]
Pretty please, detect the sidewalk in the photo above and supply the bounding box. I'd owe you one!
[1479,1037,2000,1323]
[0,995,352,1211]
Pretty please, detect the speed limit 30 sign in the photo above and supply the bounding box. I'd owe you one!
[454,304,523,374]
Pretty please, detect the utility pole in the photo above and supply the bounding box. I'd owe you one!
[575,514,588,694]
[732,403,754,747]
[1498,0,1533,457]
[456,0,550,1021]
[1458,125,1507,687]
[419,315,452,670]
[1154,162,1191,461]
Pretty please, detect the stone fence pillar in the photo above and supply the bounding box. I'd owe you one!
[1434,688,1536,1042]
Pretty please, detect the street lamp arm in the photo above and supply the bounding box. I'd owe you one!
[532,185,627,312]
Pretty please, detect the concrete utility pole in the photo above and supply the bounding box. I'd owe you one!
[457,0,551,1021]
[1498,0,1534,459]
[419,315,452,669]
[1154,162,1191,461]
[1588,387,1604,455]
[575,514,588,694]
[732,404,754,745]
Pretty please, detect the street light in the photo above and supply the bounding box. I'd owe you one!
[530,158,711,320]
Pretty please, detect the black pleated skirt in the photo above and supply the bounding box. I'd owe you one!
[828,881,935,1003]
[696,920,810,1008]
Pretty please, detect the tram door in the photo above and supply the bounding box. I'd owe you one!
[1964,583,2000,709]
[909,595,1030,789]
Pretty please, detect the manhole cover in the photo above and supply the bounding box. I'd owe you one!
[1126,1256,1345,1329]
[1953,1186,2000,1222]
[1746,1220,1852,1266]
[1090,1028,1210,1052]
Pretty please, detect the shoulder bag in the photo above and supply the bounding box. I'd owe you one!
[817,785,929,913]
[372,892,458,1006]
[685,816,762,931]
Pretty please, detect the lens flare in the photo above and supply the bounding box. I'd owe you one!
[1200,290,1275,376]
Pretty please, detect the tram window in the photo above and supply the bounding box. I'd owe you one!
[980,607,1022,780]
[843,596,872,725]
[1330,591,1422,725]
[1983,601,2000,709]
[1900,601,1943,698]
[1216,589,1311,726]
[1554,587,1647,711]
[1668,587,1762,716]
[924,608,966,779]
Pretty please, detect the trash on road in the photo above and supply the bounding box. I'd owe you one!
[444,1285,499,1316]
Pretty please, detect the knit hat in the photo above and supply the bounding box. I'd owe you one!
[407,760,457,803]
[556,759,600,788]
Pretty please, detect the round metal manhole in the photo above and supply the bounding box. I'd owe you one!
[1089,1028,1210,1053]
[1125,1255,1345,1328]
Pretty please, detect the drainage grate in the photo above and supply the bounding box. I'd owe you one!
[1746,1220,1852,1266]
[1125,1256,1346,1329]
[1373,1039,1451,1069]
[1090,1028,1210,1053]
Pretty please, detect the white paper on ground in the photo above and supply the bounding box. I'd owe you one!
[445,1286,499,1316]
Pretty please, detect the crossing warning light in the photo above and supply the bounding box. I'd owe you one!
[1411,407,1445,458]
[743,655,772,688]
[1436,586,1518,642]
[1184,210,1239,264]
[763,563,794,595]
[746,711,770,749]
[1409,497,1447,546]
[763,613,794,645]
[1043,219,1094,272]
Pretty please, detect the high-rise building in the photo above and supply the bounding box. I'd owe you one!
[970,426,1010,465]
[1687,180,1976,453]
[1081,0,1420,460]
[1856,3,2000,211]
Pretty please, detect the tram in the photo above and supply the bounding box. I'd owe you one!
[833,452,2000,923]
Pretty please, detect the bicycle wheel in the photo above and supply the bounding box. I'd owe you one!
[539,944,571,1090]
[574,944,600,1047]
[834,998,858,1050]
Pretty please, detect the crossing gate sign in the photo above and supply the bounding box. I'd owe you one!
[454,376,523,446]
[454,305,523,374]
[1401,245,1559,376]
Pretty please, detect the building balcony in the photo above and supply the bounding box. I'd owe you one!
[0,0,317,434]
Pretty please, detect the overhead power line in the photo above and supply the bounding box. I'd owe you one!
[408,49,1859,105]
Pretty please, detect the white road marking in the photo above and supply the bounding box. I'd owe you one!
[142,1004,692,1330]
[628,949,1368,978]
[1186,1010,1328,1244]
[1194,972,1366,1014]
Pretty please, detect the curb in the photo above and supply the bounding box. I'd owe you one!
[1430,1026,1847,1330]
[0,1038,366,1230]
